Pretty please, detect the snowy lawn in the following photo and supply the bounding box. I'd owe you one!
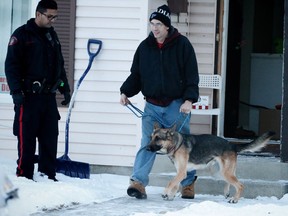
[0,157,288,216]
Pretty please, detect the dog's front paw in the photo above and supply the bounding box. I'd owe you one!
[224,192,230,199]
[162,194,174,201]
[228,197,238,204]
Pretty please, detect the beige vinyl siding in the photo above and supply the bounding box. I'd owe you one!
[61,0,149,167]
[189,0,217,134]
[0,105,15,158]
[172,0,217,134]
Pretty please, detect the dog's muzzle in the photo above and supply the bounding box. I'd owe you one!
[146,144,162,152]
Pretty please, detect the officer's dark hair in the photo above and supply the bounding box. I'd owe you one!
[36,0,58,13]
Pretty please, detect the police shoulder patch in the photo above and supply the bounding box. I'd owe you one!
[8,36,18,46]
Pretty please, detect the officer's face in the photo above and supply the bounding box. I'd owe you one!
[35,9,58,28]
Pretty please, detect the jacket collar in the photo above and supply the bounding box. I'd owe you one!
[25,18,53,35]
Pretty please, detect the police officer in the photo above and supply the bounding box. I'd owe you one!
[5,0,71,181]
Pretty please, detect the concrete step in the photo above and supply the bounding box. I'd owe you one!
[149,174,288,199]
[151,155,288,180]
[90,155,288,199]
[149,155,288,199]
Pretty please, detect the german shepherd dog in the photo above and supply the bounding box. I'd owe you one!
[147,123,275,203]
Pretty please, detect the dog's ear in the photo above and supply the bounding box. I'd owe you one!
[171,124,177,132]
[154,122,160,130]
[168,125,177,136]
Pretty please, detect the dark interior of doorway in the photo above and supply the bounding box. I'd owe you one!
[224,0,284,156]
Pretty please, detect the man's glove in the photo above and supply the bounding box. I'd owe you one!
[61,92,71,105]
[12,93,24,106]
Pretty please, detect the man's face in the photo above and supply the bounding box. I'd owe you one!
[150,19,169,43]
[36,9,58,28]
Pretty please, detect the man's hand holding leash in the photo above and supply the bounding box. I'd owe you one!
[120,93,130,106]
[180,100,193,114]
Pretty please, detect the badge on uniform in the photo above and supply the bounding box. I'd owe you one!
[8,36,18,46]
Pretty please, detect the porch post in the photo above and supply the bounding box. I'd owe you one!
[219,0,230,137]
[281,0,288,162]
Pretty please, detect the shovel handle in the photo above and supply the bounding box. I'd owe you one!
[87,39,102,59]
[64,39,102,156]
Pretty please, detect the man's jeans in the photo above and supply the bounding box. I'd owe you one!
[130,99,196,187]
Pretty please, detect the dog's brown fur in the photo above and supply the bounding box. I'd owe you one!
[147,123,275,203]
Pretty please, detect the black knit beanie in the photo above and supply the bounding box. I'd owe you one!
[149,5,171,27]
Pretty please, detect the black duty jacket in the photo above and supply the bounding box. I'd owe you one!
[5,18,70,94]
[120,27,199,103]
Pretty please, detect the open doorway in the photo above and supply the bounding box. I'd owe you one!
[224,0,284,147]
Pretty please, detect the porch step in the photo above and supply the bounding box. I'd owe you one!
[149,175,288,199]
[149,155,288,199]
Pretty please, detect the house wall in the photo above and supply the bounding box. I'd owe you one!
[0,104,15,158]
[0,0,218,167]
[66,0,150,166]
[173,0,218,134]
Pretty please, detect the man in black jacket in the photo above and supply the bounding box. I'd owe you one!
[5,0,71,181]
[120,5,199,199]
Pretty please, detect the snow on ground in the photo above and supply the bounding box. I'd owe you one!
[0,156,288,216]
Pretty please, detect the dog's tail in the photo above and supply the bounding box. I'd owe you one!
[235,131,275,153]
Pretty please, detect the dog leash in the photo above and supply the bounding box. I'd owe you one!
[126,102,144,118]
[125,102,190,132]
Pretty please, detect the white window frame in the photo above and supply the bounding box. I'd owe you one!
[0,0,35,103]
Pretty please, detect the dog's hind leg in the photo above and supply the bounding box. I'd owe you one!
[226,176,244,203]
[215,157,231,198]
[223,183,231,198]
[219,153,244,203]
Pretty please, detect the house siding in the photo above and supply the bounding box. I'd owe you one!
[188,0,217,134]
[0,104,15,158]
[172,0,217,134]
[0,0,218,167]
[65,0,149,166]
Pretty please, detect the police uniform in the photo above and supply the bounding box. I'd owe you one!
[5,18,70,180]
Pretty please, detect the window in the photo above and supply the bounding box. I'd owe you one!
[0,0,33,101]
[0,0,75,106]
[253,0,284,53]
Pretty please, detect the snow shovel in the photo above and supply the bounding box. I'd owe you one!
[56,39,102,179]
